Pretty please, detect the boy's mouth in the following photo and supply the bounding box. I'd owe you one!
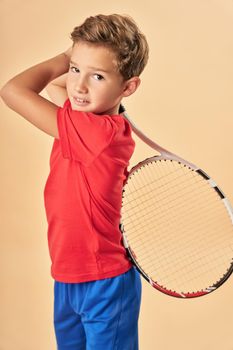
[73,96,89,106]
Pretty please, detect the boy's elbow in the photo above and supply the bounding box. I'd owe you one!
[0,82,23,108]
[0,81,14,104]
[0,83,8,99]
[0,86,9,107]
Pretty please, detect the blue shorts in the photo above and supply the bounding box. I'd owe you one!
[53,267,142,350]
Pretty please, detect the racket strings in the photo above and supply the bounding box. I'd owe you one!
[125,163,188,199]
[124,169,231,251]
[127,205,232,257]
[124,161,228,237]
[124,189,226,235]
[133,235,232,280]
[124,165,214,220]
[132,229,233,266]
[124,164,198,208]
[123,169,213,228]
[121,159,233,294]
[147,242,232,278]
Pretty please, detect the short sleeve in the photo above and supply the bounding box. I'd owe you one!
[57,99,118,166]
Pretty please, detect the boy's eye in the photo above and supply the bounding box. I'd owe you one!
[70,66,79,73]
[93,74,104,81]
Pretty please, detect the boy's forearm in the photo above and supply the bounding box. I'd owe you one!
[1,50,71,95]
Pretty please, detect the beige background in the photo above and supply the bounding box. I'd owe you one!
[1,0,233,349]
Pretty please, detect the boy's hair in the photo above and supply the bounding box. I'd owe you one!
[70,14,149,81]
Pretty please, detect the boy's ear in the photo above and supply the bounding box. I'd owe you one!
[122,77,141,97]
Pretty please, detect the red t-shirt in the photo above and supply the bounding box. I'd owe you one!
[43,99,135,283]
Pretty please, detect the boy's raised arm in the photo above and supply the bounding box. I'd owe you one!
[0,48,72,138]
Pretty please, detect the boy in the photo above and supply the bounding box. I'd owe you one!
[0,14,149,350]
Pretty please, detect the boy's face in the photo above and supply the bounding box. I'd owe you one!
[66,42,130,115]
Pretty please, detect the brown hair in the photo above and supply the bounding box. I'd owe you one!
[70,14,149,81]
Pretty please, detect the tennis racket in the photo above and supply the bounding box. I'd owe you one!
[120,109,233,298]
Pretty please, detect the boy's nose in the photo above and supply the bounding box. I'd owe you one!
[74,77,88,94]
